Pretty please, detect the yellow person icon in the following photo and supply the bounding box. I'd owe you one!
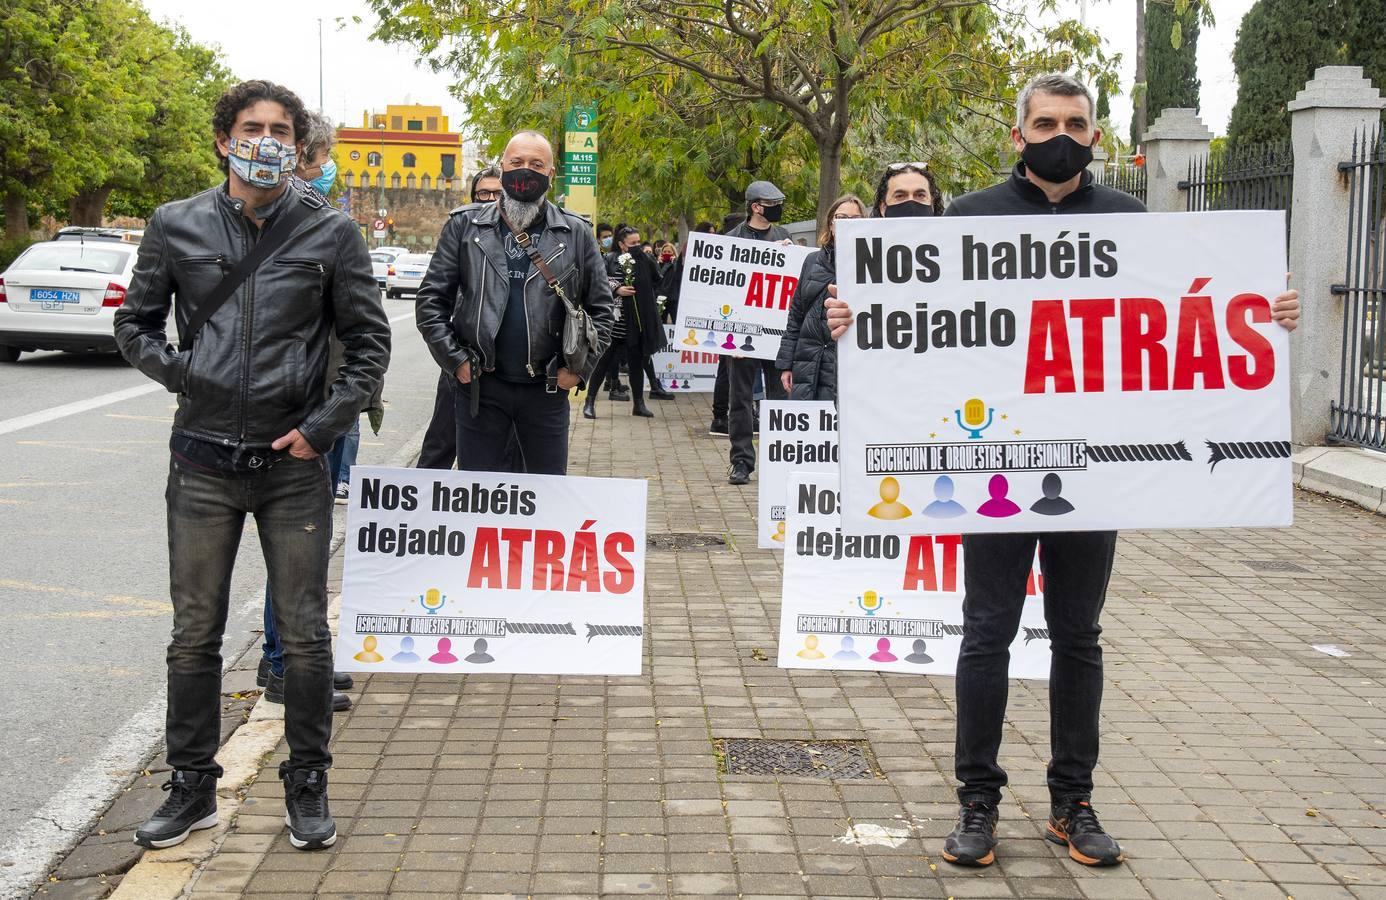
[868,476,912,520]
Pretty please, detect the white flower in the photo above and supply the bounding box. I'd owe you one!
[617,252,634,266]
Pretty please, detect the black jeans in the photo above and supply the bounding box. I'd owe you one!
[166,454,335,776]
[418,371,457,469]
[712,357,730,421]
[954,530,1117,806]
[454,375,569,475]
[589,344,645,408]
[728,356,785,469]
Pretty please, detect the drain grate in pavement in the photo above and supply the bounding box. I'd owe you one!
[715,738,879,779]
[648,532,727,551]
[1242,559,1311,574]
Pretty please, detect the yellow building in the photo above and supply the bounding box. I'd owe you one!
[335,104,464,192]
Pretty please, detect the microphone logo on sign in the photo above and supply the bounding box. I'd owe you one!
[956,397,996,440]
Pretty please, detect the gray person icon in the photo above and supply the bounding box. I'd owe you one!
[833,636,862,660]
[905,639,933,664]
[740,335,755,352]
[391,635,421,663]
[1030,473,1075,516]
[465,638,495,664]
[923,475,967,518]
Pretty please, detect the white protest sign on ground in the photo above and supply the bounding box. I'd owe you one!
[757,400,837,549]
[651,324,721,392]
[336,467,647,675]
[778,472,1050,678]
[676,232,815,361]
[836,211,1292,534]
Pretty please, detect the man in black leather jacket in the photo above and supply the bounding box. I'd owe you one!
[114,80,389,853]
[415,130,614,474]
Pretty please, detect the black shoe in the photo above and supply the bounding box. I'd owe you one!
[333,672,353,691]
[281,767,336,850]
[608,388,630,401]
[257,657,271,688]
[1047,799,1124,866]
[632,401,654,418]
[263,673,350,712]
[708,418,728,436]
[582,398,597,419]
[134,771,217,849]
[942,800,999,867]
[728,463,751,486]
[648,386,675,400]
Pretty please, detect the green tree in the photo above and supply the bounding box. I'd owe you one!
[1139,0,1199,142]
[365,0,1114,224]
[1226,0,1346,146]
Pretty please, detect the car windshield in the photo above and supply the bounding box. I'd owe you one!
[14,243,131,275]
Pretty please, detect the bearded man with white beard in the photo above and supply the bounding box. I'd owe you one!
[415,130,614,474]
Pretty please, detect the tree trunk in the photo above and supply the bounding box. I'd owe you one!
[816,133,844,235]
[4,191,28,241]
[68,186,114,227]
[1133,0,1148,147]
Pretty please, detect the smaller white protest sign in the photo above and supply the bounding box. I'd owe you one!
[677,232,814,361]
[778,472,1050,678]
[650,325,721,392]
[337,467,647,676]
[757,400,838,548]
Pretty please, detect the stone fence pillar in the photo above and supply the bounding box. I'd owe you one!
[1142,108,1212,213]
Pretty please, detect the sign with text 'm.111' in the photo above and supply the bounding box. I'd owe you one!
[676,232,814,361]
[836,211,1292,534]
[778,472,1050,678]
[336,467,647,675]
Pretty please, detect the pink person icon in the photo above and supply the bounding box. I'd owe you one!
[869,638,898,662]
[977,474,1021,518]
[428,638,459,664]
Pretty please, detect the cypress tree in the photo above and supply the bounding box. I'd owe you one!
[1144,1,1200,128]
[1226,0,1346,146]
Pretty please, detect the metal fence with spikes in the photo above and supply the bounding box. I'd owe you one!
[1181,139,1294,250]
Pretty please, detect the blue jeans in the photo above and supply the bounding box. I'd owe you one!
[167,453,334,775]
[262,424,358,676]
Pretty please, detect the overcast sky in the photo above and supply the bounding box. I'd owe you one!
[141,0,1253,140]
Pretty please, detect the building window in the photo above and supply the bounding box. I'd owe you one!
[390,172,401,189]
[402,153,416,168]
[420,174,431,190]
[440,155,456,178]
[426,117,438,132]
[407,120,423,131]
[406,174,417,189]
[367,151,381,167]
[390,115,403,130]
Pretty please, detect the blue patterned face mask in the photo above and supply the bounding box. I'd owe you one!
[309,158,337,195]
[226,136,297,188]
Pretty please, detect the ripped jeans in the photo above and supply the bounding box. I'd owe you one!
[164,453,335,776]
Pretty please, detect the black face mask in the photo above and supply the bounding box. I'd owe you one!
[759,204,784,223]
[1020,133,1094,184]
[502,167,550,202]
[883,199,934,218]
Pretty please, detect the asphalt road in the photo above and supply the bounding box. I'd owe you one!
[0,296,440,898]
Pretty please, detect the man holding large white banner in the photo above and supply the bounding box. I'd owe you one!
[827,74,1300,871]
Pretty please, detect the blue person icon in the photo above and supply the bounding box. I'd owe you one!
[955,398,995,439]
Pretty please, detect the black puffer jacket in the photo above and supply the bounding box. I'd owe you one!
[775,246,836,401]
[114,183,390,453]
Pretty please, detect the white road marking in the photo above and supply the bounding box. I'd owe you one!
[0,384,162,437]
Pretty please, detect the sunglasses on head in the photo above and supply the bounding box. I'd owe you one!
[887,162,929,172]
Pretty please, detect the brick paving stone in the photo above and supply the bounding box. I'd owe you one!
[171,395,1386,899]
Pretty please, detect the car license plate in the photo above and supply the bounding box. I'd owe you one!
[403,270,420,277]
[31,289,80,303]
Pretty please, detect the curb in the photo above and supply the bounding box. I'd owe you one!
[1294,444,1386,515]
[104,426,429,900]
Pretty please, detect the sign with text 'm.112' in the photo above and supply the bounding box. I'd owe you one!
[676,232,814,361]
[778,472,1050,678]
[336,467,647,675]
[836,211,1292,534]
[757,400,838,549]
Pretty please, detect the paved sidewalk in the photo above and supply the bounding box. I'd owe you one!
[182,392,1386,899]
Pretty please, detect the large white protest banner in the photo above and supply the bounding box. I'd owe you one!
[836,211,1291,534]
[757,400,837,549]
[778,472,1050,678]
[650,325,721,393]
[336,467,647,675]
[676,232,815,361]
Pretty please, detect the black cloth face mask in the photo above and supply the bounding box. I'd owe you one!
[502,167,550,202]
[883,200,934,218]
[1020,133,1094,183]
[759,204,784,223]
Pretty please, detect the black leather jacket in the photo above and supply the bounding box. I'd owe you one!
[414,200,614,384]
[114,183,391,453]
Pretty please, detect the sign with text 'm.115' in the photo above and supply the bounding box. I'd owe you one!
[676,232,815,361]
[836,211,1292,534]
[757,400,837,549]
[778,472,1050,678]
[336,467,647,675]
[650,325,720,392]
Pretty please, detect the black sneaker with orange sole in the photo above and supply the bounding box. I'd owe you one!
[1046,798,1124,866]
[941,800,999,867]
